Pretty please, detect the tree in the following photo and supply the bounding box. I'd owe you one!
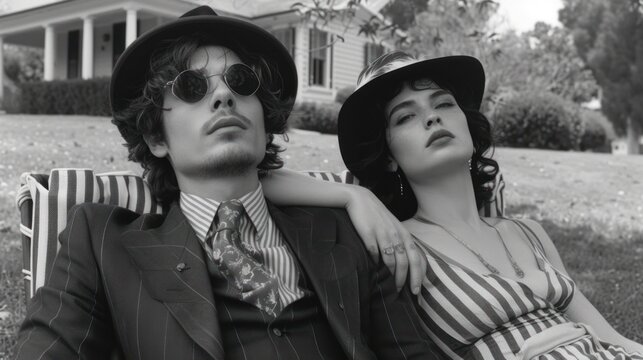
[381,0,428,30]
[521,23,599,103]
[392,0,504,110]
[292,0,501,49]
[400,0,500,56]
[3,44,43,83]
[560,0,643,154]
[295,0,602,121]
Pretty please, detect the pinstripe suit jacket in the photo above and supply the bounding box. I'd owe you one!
[15,201,438,360]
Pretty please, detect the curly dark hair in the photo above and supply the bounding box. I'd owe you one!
[112,33,293,207]
[355,79,499,221]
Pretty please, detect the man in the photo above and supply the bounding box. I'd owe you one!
[15,6,437,360]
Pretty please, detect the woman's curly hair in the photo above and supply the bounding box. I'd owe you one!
[354,79,499,221]
[112,34,293,208]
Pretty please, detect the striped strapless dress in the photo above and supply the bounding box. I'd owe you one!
[415,219,642,360]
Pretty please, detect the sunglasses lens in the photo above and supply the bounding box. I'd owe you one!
[225,64,260,96]
[173,70,208,103]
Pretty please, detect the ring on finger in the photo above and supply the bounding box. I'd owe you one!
[383,246,395,255]
[394,244,406,253]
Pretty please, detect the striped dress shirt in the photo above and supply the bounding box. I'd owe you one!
[180,184,305,307]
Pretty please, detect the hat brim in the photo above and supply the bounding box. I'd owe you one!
[337,55,485,178]
[110,15,297,114]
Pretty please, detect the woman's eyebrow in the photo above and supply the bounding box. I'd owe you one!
[430,89,454,100]
[387,100,415,120]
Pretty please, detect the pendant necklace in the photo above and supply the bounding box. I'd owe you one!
[413,215,525,278]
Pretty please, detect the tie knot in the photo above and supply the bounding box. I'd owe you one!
[216,199,245,230]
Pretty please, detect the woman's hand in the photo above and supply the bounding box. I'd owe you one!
[346,186,426,294]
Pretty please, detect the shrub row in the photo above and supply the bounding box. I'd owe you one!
[289,101,341,134]
[4,80,615,152]
[492,90,613,151]
[287,87,352,134]
[5,78,111,116]
[579,109,615,151]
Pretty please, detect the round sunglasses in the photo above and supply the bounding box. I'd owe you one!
[165,63,261,103]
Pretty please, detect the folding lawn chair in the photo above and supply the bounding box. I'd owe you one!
[15,168,163,301]
[15,168,505,302]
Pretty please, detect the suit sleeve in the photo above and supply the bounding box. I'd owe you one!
[15,205,116,360]
[366,256,443,359]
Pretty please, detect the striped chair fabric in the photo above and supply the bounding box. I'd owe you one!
[16,168,505,302]
[15,169,162,300]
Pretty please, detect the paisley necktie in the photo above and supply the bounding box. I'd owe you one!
[205,199,282,317]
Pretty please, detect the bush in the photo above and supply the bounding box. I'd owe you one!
[2,86,22,114]
[579,109,615,152]
[14,77,111,115]
[289,101,340,134]
[334,86,355,104]
[492,90,584,150]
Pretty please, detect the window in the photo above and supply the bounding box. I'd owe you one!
[309,29,332,87]
[112,20,140,68]
[272,27,296,58]
[67,30,80,79]
[112,22,125,68]
[364,43,385,67]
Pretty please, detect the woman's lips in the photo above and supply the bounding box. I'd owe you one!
[426,129,455,147]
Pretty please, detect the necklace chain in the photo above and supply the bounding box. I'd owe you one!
[413,216,525,279]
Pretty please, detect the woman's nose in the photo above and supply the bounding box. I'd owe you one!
[425,115,442,128]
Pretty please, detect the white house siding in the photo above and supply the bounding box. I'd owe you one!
[329,20,371,90]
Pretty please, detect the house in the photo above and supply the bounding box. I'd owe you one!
[0,0,393,104]
[611,137,643,155]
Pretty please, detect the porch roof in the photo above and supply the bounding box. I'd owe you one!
[0,0,391,35]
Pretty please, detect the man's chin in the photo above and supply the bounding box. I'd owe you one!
[202,149,261,177]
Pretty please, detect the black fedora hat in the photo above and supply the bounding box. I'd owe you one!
[337,51,485,179]
[109,5,297,115]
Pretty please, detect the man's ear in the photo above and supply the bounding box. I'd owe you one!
[386,156,399,172]
[144,135,169,158]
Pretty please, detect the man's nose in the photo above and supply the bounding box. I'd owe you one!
[209,78,235,111]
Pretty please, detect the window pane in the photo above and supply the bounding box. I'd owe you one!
[309,29,328,86]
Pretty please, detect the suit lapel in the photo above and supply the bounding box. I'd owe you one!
[121,203,224,360]
[267,204,362,345]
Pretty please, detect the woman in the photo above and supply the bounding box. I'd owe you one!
[331,51,643,359]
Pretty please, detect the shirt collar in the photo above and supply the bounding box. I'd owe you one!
[179,183,269,237]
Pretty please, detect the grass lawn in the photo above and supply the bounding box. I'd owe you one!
[1,114,642,358]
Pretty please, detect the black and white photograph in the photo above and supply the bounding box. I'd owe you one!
[0,0,641,359]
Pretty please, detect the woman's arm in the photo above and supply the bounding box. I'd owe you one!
[521,219,643,354]
[262,168,425,294]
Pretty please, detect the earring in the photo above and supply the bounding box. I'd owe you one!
[468,159,472,171]
[396,171,404,197]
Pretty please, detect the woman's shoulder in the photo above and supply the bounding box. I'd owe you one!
[496,217,559,259]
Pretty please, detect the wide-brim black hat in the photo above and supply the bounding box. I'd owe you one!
[110,5,297,115]
[337,51,485,179]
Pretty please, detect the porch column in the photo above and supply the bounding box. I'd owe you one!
[125,8,137,46]
[43,25,55,81]
[294,24,307,97]
[82,16,94,79]
[0,36,4,101]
